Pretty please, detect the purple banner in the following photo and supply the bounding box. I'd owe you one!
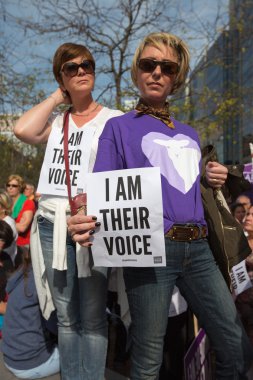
[244,163,253,184]
[184,329,213,380]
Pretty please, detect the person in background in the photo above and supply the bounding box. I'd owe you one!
[0,266,8,339]
[0,220,15,339]
[236,194,251,212]
[1,245,59,379]
[23,183,35,201]
[235,205,253,347]
[0,189,18,264]
[14,42,123,380]
[68,32,253,379]
[244,206,253,252]
[231,202,246,224]
[6,175,35,248]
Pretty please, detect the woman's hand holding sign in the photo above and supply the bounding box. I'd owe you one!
[67,214,101,247]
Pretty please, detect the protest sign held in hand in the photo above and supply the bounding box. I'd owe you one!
[87,167,166,267]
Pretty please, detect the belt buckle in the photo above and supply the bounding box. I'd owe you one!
[172,226,193,241]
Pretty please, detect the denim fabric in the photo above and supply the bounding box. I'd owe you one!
[124,238,253,380]
[4,346,60,379]
[38,216,109,380]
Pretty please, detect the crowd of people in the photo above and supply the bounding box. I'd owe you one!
[0,31,253,380]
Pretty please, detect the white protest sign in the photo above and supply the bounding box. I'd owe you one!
[87,167,166,267]
[37,119,94,196]
[230,260,252,296]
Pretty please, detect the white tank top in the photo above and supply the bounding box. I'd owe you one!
[37,107,123,197]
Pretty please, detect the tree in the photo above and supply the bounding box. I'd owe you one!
[2,0,241,162]
[3,0,187,108]
[0,133,46,187]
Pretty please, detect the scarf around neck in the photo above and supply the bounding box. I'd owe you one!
[12,193,27,219]
[135,98,175,129]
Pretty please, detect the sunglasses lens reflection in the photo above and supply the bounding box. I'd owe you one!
[138,59,179,75]
[7,184,18,188]
[62,60,94,77]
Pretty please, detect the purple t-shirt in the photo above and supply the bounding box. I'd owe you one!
[93,110,206,233]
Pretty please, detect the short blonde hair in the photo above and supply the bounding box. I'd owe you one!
[0,189,13,215]
[131,32,190,95]
[6,174,25,193]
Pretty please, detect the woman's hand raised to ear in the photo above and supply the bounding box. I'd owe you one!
[67,214,101,247]
[14,87,71,145]
[49,87,72,107]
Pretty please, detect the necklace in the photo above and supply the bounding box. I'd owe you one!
[71,103,100,117]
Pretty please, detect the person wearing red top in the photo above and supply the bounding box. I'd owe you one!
[6,175,35,248]
[15,199,36,246]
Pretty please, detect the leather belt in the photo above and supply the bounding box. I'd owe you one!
[165,224,207,242]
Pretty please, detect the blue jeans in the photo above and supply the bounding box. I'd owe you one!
[124,238,253,380]
[4,346,60,379]
[38,216,110,380]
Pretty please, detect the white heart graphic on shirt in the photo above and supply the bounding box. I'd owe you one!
[141,132,201,194]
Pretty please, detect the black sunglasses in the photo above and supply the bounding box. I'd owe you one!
[61,60,95,77]
[6,183,19,188]
[138,58,179,76]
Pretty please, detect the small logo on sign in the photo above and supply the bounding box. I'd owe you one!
[154,256,162,264]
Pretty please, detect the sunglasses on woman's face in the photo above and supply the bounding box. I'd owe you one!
[61,60,95,77]
[6,183,19,188]
[138,58,179,76]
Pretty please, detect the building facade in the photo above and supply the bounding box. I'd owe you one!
[188,0,253,164]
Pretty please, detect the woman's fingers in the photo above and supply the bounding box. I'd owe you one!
[67,214,100,245]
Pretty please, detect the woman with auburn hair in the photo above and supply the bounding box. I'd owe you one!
[5,175,35,249]
[14,42,123,380]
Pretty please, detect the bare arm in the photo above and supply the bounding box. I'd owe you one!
[14,88,70,144]
[16,210,34,233]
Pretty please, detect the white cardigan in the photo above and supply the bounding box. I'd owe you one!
[30,198,91,320]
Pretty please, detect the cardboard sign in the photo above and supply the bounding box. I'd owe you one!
[37,120,94,196]
[87,167,166,267]
[230,260,252,296]
[184,329,213,380]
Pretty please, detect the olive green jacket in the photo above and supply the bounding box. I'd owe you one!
[201,145,251,289]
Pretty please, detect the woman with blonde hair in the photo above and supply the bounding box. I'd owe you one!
[69,32,253,379]
[6,175,35,248]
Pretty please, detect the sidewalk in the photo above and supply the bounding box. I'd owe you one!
[0,351,129,380]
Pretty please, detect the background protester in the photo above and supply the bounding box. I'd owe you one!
[236,194,251,212]
[14,42,123,380]
[235,205,253,346]
[0,220,15,339]
[1,246,59,379]
[6,175,35,248]
[23,182,35,201]
[231,202,246,224]
[0,189,18,264]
